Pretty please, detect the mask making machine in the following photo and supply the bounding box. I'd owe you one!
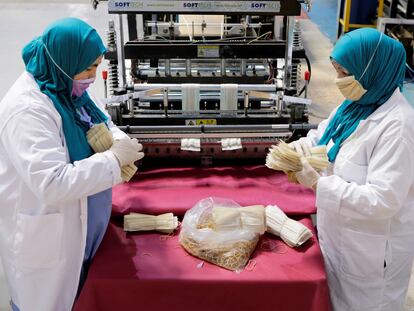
[93,0,314,165]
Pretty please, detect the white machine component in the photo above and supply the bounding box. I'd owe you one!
[182,84,200,111]
[219,84,238,111]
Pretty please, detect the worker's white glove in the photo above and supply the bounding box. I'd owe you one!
[110,138,144,167]
[87,123,114,153]
[295,157,320,190]
[289,139,311,157]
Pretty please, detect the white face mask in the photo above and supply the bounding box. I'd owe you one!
[333,32,383,101]
[335,75,367,101]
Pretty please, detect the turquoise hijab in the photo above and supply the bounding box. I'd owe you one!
[319,28,406,162]
[22,18,108,163]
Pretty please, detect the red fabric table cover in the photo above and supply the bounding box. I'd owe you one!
[112,165,316,216]
[74,218,331,311]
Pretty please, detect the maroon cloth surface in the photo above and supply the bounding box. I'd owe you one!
[112,165,316,216]
[74,218,330,311]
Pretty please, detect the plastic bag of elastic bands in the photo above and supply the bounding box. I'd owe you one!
[179,197,263,271]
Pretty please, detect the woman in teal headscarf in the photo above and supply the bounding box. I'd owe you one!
[288,28,414,310]
[0,18,143,311]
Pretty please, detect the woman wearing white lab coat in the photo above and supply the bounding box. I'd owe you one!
[290,29,414,310]
[0,18,143,311]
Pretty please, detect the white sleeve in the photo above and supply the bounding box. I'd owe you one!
[0,106,122,206]
[299,118,330,148]
[299,106,339,148]
[89,92,129,141]
[316,135,414,220]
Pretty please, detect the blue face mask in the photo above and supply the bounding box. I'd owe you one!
[72,77,95,97]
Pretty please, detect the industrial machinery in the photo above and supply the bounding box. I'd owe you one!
[93,0,314,165]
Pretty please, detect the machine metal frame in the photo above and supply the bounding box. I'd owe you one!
[93,0,314,163]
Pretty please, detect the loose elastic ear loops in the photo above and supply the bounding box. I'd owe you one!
[260,239,288,254]
[332,32,383,83]
[244,259,257,271]
[159,221,181,241]
[358,32,383,82]
[40,40,74,81]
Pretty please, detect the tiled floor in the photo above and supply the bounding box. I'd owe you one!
[307,0,339,42]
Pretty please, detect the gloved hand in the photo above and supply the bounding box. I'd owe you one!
[295,157,320,190]
[109,138,144,167]
[121,163,138,182]
[87,123,114,153]
[289,139,311,157]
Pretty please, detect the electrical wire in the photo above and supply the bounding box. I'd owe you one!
[247,31,273,45]
[297,53,312,96]
[404,63,414,84]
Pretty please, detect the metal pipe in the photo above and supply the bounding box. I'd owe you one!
[186,59,192,76]
[118,123,317,134]
[134,84,277,92]
[244,91,249,116]
[283,16,294,90]
[165,59,171,76]
[127,96,134,116]
[240,59,247,76]
[276,93,282,117]
[145,22,271,27]
[221,59,226,76]
[163,89,169,116]
[118,14,127,87]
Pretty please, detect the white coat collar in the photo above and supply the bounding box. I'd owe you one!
[362,88,401,123]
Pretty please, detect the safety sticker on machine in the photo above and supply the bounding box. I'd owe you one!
[185,119,217,126]
[198,46,220,58]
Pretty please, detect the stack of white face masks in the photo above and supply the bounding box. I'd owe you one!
[212,205,266,234]
[124,212,179,233]
[87,123,137,182]
[212,204,313,247]
[266,140,329,175]
[265,205,313,247]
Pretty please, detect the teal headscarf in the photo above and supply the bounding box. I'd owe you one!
[319,28,406,162]
[22,18,108,163]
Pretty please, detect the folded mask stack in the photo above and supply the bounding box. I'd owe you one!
[266,140,329,182]
[265,205,313,247]
[180,198,313,271]
[124,212,179,233]
[87,123,138,182]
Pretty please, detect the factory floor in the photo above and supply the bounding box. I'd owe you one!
[0,1,413,310]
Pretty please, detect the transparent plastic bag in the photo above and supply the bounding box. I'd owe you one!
[179,197,260,271]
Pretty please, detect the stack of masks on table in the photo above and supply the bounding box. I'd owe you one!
[178,198,313,271]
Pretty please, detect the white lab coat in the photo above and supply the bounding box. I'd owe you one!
[0,71,126,311]
[301,88,414,311]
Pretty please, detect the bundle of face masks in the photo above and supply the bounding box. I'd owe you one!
[265,205,313,247]
[124,212,179,233]
[179,198,261,271]
[180,198,314,271]
[86,123,137,182]
[265,140,329,180]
